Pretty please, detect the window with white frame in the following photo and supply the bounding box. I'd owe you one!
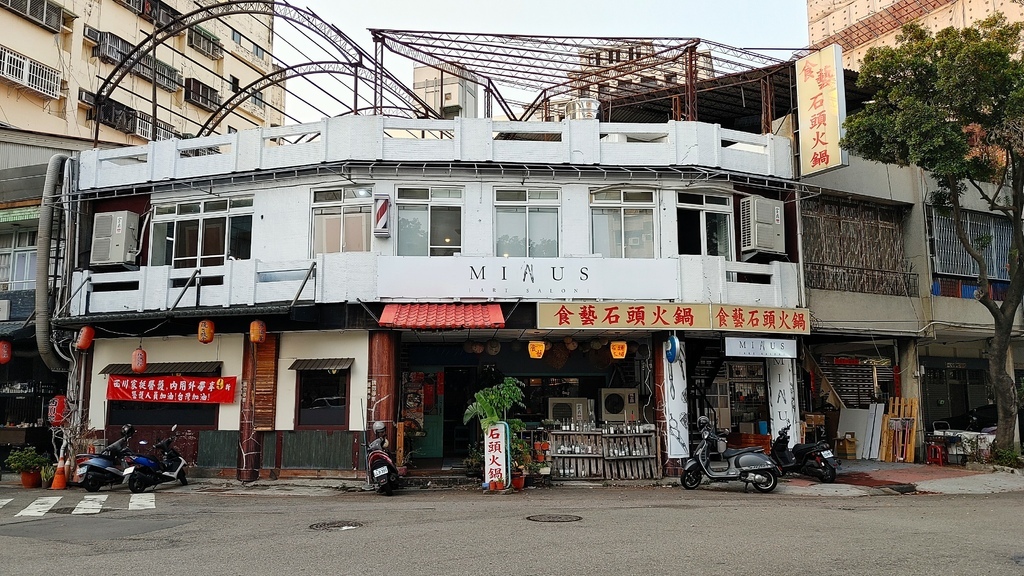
[494,188,559,257]
[0,230,37,290]
[312,187,373,255]
[676,191,734,259]
[397,187,462,256]
[150,197,253,269]
[590,189,656,258]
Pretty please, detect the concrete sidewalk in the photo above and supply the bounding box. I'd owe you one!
[4,460,1023,497]
[771,458,1024,496]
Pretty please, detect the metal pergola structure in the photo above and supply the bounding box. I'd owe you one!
[368,31,855,134]
[91,3,875,145]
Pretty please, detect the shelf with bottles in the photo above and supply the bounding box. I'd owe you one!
[601,433,656,460]
[548,430,603,458]
[603,433,660,480]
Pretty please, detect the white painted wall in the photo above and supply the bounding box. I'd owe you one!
[89,334,245,431]
[275,331,370,431]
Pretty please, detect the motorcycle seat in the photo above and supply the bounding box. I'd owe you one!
[722,446,763,458]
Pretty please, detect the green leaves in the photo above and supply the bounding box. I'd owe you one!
[462,376,526,432]
[843,16,1024,184]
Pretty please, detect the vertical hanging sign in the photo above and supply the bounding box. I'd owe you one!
[767,358,800,448]
[796,44,848,177]
[663,345,689,459]
[484,422,510,486]
[373,192,390,237]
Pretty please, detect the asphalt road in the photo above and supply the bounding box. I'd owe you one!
[0,484,1022,576]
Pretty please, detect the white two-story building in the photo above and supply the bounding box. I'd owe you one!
[62,111,809,479]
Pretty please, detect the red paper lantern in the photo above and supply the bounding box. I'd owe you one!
[48,395,67,426]
[131,347,147,374]
[0,340,11,364]
[75,326,95,350]
[249,320,266,343]
[198,319,215,344]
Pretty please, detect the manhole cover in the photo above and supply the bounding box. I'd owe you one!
[526,514,582,523]
[886,484,918,494]
[310,520,363,531]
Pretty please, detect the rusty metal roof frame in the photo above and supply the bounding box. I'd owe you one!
[369,30,831,131]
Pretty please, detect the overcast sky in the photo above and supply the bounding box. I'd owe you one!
[273,1,811,123]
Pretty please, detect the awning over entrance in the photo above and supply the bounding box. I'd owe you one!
[288,358,354,371]
[99,361,222,375]
[379,303,505,329]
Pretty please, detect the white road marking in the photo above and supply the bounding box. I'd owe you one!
[72,494,107,515]
[0,498,12,509]
[15,497,61,517]
[129,493,155,510]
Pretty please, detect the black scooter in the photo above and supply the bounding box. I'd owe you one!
[770,424,839,483]
[682,416,781,493]
[123,425,188,493]
[73,424,135,492]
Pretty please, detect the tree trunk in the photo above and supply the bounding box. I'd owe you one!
[987,316,1019,451]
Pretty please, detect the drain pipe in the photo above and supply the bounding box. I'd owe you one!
[36,154,70,373]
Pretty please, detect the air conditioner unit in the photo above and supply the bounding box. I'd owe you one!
[547,397,593,423]
[600,388,639,423]
[90,210,139,266]
[739,196,786,255]
[83,25,102,45]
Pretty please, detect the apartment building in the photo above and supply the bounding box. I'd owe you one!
[805,0,1024,442]
[0,0,285,143]
[808,0,1024,70]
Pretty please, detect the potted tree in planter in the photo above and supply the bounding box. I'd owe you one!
[5,447,52,488]
[464,376,526,491]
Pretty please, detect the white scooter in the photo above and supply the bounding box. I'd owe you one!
[681,416,781,493]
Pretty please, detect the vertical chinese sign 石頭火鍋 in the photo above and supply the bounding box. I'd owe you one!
[485,423,509,488]
[797,44,848,177]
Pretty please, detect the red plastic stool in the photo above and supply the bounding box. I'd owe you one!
[926,442,948,466]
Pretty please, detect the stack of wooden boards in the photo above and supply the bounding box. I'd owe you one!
[878,397,919,462]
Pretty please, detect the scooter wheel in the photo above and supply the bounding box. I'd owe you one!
[177,471,188,486]
[382,482,394,496]
[128,475,147,494]
[82,474,102,493]
[821,462,837,484]
[752,469,778,493]
[681,469,702,490]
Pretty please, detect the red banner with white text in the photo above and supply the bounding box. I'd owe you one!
[107,375,237,403]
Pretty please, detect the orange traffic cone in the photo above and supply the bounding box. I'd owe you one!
[50,458,67,490]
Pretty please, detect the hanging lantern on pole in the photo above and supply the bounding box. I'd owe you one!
[131,346,147,374]
[48,395,68,426]
[75,326,95,350]
[249,320,266,343]
[198,319,215,344]
[0,340,10,364]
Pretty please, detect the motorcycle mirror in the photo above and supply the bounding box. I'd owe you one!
[171,424,178,432]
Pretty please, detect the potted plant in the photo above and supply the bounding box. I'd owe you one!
[40,464,56,489]
[5,446,52,488]
[464,376,526,492]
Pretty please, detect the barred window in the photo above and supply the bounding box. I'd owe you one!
[928,207,1012,281]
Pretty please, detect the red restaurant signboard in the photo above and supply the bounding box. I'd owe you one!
[107,375,237,403]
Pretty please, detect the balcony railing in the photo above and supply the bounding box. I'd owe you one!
[804,263,919,297]
[67,254,799,317]
[79,116,794,191]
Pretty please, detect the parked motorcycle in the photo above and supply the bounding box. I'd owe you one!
[366,421,401,496]
[123,425,188,493]
[681,416,781,493]
[74,424,135,492]
[770,423,839,483]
